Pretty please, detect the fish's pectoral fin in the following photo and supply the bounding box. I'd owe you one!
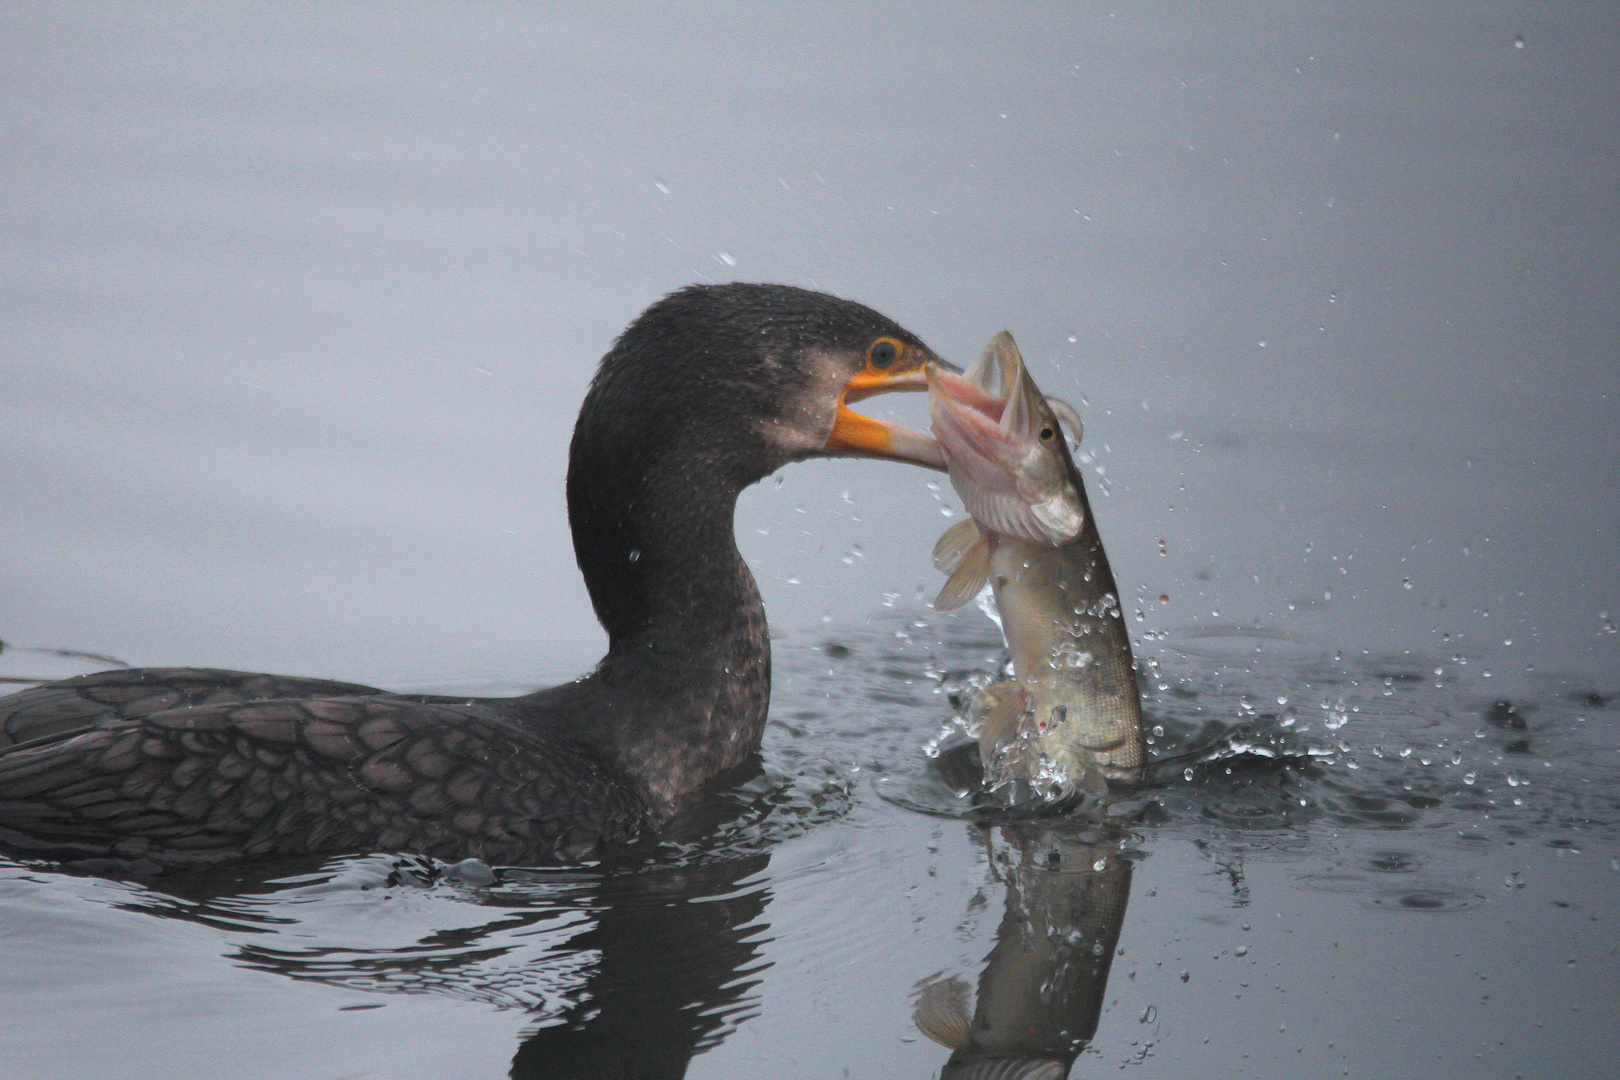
[975,683,1028,754]
[933,532,992,611]
[912,975,974,1050]
[932,517,983,573]
[968,680,1023,716]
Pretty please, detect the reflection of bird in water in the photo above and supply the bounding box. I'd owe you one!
[0,284,947,866]
[79,842,776,1080]
[915,825,1132,1079]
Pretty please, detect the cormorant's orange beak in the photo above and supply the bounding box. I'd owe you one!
[824,357,957,471]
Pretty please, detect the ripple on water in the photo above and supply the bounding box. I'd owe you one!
[1366,887,1473,913]
[808,606,1620,909]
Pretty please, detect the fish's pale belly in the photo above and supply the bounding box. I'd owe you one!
[978,533,1146,798]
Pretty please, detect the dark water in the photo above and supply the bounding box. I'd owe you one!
[1,618,1615,1078]
[3,3,1617,1078]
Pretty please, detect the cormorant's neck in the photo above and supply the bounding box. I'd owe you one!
[558,443,772,814]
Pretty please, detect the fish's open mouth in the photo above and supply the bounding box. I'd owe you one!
[926,335,1086,546]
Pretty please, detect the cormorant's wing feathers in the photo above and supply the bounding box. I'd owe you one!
[0,695,647,865]
[0,668,385,751]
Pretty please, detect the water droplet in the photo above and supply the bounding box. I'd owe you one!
[1159,594,1169,605]
[1402,577,1413,590]
[1151,725,1164,738]
[1323,699,1348,730]
[716,251,737,267]
[1140,1005,1157,1023]
[1158,539,1167,556]
[1184,767,1195,782]
[1257,340,1268,348]
[1514,34,1525,49]
[1234,945,1250,957]
[653,176,671,194]
[1180,971,1190,982]
[1094,858,1108,871]
[1463,771,1476,785]
[1067,332,1078,342]
[627,549,641,562]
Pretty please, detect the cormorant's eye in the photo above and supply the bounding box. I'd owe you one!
[1039,426,1056,442]
[867,337,902,370]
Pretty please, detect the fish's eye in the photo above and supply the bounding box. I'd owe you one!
[867,337,902,370]
[1039,426,1056,442]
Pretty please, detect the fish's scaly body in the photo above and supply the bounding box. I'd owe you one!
[929,333,1144,803]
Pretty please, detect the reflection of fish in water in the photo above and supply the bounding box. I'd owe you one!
[927,333,1144,802]
[914,828,1132,1078]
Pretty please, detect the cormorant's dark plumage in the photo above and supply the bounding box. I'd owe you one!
[0,284,944,866]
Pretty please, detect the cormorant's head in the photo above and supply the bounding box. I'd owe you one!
[578,283,948,490]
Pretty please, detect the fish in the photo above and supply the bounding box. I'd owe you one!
[912,825,1133,1078]
[926,332,1144,803]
